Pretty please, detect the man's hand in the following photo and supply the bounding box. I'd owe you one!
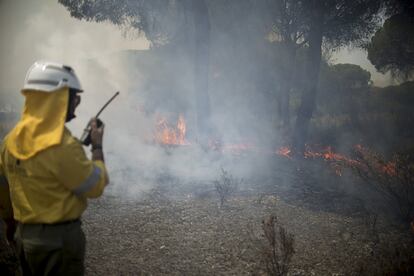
[90,118,104,146]
[90,118,105,162]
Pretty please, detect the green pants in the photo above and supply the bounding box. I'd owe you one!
[15,220,85,276]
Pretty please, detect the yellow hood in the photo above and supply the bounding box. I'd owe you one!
[6,87,69,160]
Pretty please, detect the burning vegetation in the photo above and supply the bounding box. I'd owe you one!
[1,0,414,275]
[154,114,188,146]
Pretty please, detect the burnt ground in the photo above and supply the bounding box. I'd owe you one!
[1,162,413,276]
[81,176,412,276]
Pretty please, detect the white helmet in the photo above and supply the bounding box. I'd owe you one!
[23,61,83,93]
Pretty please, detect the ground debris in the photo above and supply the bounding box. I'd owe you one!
[82,191,410,275]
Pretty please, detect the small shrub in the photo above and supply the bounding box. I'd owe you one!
[350,146,414,223]
[261,215,295,276]
[214,168,240,208]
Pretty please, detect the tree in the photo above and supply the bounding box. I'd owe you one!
[58,0,212,140]
[367,13,414,81]
[318,63,371,129]
[265,0,308,128]
[58,0,384,151]
[330,64,371,89]
[286,0,382,154]
[381,0,414,17]
[191,0,212,141]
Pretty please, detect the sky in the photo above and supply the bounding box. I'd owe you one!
[0,0,390,97]
[0,0,149,96]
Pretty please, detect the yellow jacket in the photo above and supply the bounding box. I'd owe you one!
[0,87,108,224]
[0,128,108,224]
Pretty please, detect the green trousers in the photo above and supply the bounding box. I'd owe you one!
[15,220,85,276]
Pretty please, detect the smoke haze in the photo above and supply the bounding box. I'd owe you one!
[0,0,392,199]
[0,0,272,197]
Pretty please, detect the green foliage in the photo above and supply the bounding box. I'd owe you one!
[266,0,382,48]
[382,0,414,17]
[367,13,414,80]
[370,82,414,112]
[317,63,371,117]
[310,77,414,153]
[330,64,371,88]
[314,0,382,48]
[58,0,187,46]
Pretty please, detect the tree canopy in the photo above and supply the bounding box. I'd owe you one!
[330,64,371,89]
[367,13,414,80]
[58,0,385,151]
[58,0,188,47]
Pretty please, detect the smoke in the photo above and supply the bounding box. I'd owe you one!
[0,0,149,105]
[0,0,269,198]
[0,0,393,203]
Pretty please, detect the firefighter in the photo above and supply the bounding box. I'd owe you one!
[0,61,109,275]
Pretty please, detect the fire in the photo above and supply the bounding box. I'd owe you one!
[176,114,186,143]
[274,145,397,177]
[353,144,397,176]
[276,146,292,158]
[154,114,188,145]
[304,146,360,169]
[152,114,397,177]
[381,162,396,176]
[303,146,357,176]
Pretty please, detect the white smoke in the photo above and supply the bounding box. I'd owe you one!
[1,0,389,200]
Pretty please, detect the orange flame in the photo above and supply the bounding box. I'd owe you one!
[154,114,188,145]
[353,144,397,176]
[276,146,292,158]
[274,145,398,177]
[152,115,398,178]
[381,162,396,176]
[176,114,186,143]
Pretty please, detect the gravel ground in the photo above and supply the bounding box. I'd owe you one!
[1,175,411,275]
[81,185,410,276]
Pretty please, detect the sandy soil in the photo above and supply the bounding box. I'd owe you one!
[81,182,410,276]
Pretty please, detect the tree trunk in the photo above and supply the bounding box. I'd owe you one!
[292,10,323,154]
[192,0,211,143]
[280,43,296,128]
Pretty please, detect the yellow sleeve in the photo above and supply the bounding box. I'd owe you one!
[0,146,13,220]
[50,136,109,199]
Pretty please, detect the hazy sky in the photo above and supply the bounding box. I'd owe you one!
[0,0,149,95]
[0,0,390,98]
